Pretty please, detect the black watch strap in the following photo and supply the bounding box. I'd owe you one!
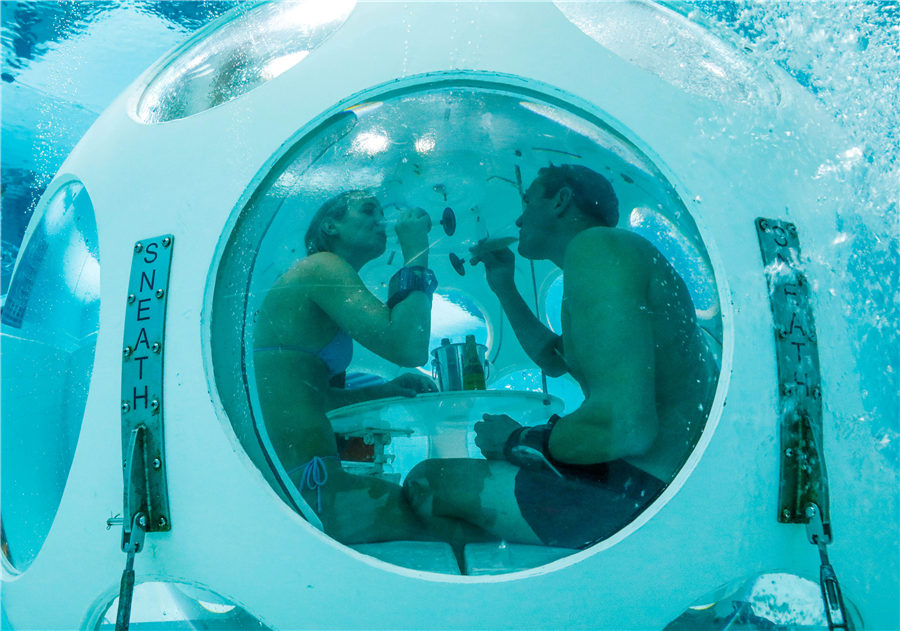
[388,266,437,308]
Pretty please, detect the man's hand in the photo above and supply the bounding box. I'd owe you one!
[469,239,515,294]
[474,413,522,459]
[384,372,438,398]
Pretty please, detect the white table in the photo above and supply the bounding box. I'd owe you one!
[328,390,564,459]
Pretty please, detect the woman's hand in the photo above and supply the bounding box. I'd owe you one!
[395,207,432,266]
[474,413,522,460]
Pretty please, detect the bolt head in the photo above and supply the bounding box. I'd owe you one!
[121,402,131,412]
[162,237,172,247]
[782,508,792,520]
[152,458,161,470]
[134,242,143,253]
[152,342,161,353]
[127,294,136,304]
[158,516,167,527]
[155,289,165,298]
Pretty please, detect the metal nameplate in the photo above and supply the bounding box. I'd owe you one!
[121,235,173,533]
[755,218,829,531]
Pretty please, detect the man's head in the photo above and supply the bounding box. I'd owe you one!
[516,164,619,259]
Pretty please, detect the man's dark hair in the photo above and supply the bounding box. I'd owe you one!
[304,190,367,255]
[537,164,619,227]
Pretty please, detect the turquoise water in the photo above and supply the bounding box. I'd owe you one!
[1,1,897,627]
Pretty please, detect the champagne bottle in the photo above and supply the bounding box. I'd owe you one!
[462,335,486,391]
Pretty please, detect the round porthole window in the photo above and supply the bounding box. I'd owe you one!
[210,75,722,575]
[1,180,100,572]
[136,0,355,123]
[94,581,270,630]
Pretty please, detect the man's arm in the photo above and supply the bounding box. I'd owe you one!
[546,229,659,464]
[471,243,567,376]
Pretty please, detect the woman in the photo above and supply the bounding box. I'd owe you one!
[252,189,444,544]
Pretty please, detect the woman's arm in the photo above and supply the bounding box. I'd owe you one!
[300,253,432,366]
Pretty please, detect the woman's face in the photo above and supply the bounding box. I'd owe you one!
[333,194,387,258]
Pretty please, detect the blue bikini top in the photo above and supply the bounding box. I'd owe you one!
[254,329,353,378]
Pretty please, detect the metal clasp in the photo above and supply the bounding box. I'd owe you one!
[115,512,146,631]
[805,504,849,631]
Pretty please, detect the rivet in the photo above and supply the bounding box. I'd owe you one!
[123,346,133,357]
[127,294,136,304]
[158,516,168,527]
[776,327,787,339]
[121,402,131,413]
[812,386,822,399]
[805,504,817,519]
[123,460,127,469]
[155,289,165,299]
[784,447,795,458]
[781,508,792,520]
[134,242,143,253]
[152,342,161,353]
[150,399,160,411]
[162,237,172,248]
[138,515,147,528]
[152,458,161,470]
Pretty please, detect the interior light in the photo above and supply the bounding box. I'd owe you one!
[352,131,389,155]
[415,134,436,153]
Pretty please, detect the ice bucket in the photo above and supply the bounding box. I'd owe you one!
[431,339,489,392]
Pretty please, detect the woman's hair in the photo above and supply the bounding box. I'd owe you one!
[304,189,368,255]
[537,164,619,227]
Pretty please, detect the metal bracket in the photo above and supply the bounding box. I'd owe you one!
[121,235,174,537]
[755,218,829,527]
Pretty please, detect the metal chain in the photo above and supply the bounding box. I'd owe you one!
[805,503,850,630]
[115,512,146,631]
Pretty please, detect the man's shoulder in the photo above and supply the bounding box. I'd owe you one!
[566,227,653,267]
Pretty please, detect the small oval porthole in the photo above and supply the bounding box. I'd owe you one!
[136,0,356,123]
[94,581,270,630]
[1,180,100,572]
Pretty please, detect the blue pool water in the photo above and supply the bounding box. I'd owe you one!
[1,1,897,628]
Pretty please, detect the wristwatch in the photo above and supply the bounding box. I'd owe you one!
[387,266,438,308]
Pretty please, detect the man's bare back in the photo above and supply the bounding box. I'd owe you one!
[559,227,716,480]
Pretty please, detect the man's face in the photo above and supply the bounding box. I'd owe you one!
[515,178,553,259]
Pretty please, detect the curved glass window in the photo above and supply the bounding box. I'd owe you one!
[210,76,722,575]
[136,0,355,123]
[1,181,99,572]
[96,582,270,630]
[554,1,780,106]
[664,572,862,630]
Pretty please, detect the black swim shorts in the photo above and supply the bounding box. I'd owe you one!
[514,460,665,549]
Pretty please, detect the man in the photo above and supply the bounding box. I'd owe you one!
[403,164,718,549]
